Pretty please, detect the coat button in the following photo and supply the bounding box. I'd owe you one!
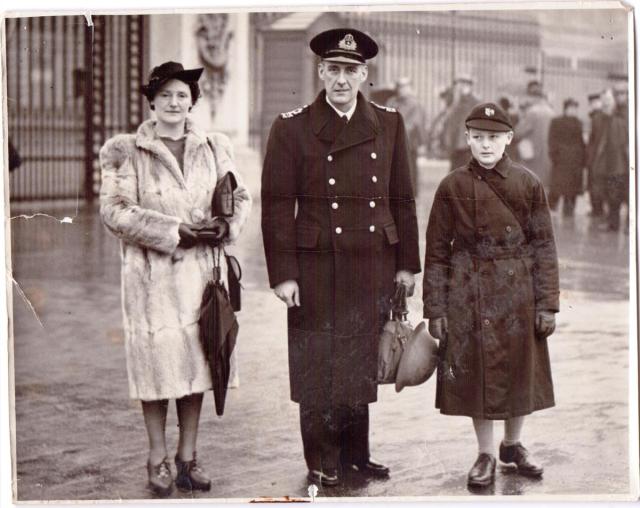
[331,202,339,210]
[327,154,333,162]
[477,175,482,180]
[190,208,205,223]
[369,225,376,232]
[371,152,377,159]
[505,225,512,233]
[369,201,376,208]
[335,227,342,234]
[508,269,515,276]
[371,175,378,183]
[329,178,336,185]
[483,319,490,326]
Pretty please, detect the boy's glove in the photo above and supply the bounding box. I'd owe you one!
[535,310,556,339]
[428,316,448,340]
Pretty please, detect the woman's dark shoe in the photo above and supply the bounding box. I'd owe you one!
[467,453,496,488]
[499,442,544,477]
[175,452,211,491]
[307,469,339,487]
[147,457,173,496]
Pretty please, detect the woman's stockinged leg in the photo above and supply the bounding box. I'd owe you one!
[176,392,204,461]
[141,399,170,465]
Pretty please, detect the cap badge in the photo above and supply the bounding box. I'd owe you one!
[338,33,357,51]
[485,107,495,117]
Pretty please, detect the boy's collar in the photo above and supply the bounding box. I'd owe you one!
[470,155,511,178]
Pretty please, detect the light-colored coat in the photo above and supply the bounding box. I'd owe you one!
[515,99,555,186]
[99,119,252,401]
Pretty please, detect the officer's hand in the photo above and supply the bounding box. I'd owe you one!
[536,310,556,340]
[274,280,300,308]
[428,317,448,340]
[178,223,198,248]
[395,270,415,297]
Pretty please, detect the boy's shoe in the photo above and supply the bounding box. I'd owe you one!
[467,453,496,488]
[175,452,211,491]
[307,468,339,487]
[499,442,543,477]
[147,457,173,496]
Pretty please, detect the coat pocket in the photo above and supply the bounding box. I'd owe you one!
[296,226,320,249]
[383,223,400,245]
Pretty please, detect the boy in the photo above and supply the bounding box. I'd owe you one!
[423,103,559,488]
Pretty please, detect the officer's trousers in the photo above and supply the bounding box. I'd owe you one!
[299,404,370,472]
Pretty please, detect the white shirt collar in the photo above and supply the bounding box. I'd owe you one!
[325,95,357,121]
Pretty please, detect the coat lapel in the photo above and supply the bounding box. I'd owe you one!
[330,93,379,154]
[311,92,339,143]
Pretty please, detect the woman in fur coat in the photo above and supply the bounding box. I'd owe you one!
[99,61,251,496]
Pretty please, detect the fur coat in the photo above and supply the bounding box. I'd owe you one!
[99,119,252,401]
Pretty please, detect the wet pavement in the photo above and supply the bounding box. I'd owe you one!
[8,155,634,502]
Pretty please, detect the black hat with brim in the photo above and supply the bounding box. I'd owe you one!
[465,102,513,132]
[141,61,204,99]
[310,28,378,64]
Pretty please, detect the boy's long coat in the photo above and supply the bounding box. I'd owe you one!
[99,119,251,401]
[423,156,559,419]
[261,91,421,409]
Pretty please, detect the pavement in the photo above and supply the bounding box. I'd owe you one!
[7,154,636,502]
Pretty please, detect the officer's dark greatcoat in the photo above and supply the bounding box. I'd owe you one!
[262,91,421,409]
[423,155,559,419]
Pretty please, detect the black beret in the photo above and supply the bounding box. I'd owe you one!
[140,61,203,100]
[465,102,513,132]
[310,28,378,64]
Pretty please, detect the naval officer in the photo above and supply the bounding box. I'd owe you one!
[261,28,421,486]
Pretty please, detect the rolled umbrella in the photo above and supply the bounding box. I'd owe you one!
[199,264,239,416]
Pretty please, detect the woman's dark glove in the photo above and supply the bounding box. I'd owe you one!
[208,218,229,241]
[178,223,198,248]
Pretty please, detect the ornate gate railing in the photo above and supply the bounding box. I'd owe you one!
[5,15,147,202]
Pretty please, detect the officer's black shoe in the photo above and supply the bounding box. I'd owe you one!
[344,458,390,478]
[467,453,496,488]
[307,469,339,487]
[174,452,211,492]
[499,442,543,477]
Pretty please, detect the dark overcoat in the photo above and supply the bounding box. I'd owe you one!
[261,91,421,409]
[548,115,586,197]
[423,156,559,419]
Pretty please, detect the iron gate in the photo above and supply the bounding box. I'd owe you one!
[5,15,147,202]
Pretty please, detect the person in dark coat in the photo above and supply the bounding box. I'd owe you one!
[423,103,559,489]
[261,28,421,487]
[443,74,480,171]
[547,98,586,217]
[386,76,427,193]
[585,92,605,217]
[604,81,630,232]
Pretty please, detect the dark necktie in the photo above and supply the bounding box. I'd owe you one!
[340,115,348,124]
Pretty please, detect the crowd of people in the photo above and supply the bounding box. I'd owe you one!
[385,75,630,232]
